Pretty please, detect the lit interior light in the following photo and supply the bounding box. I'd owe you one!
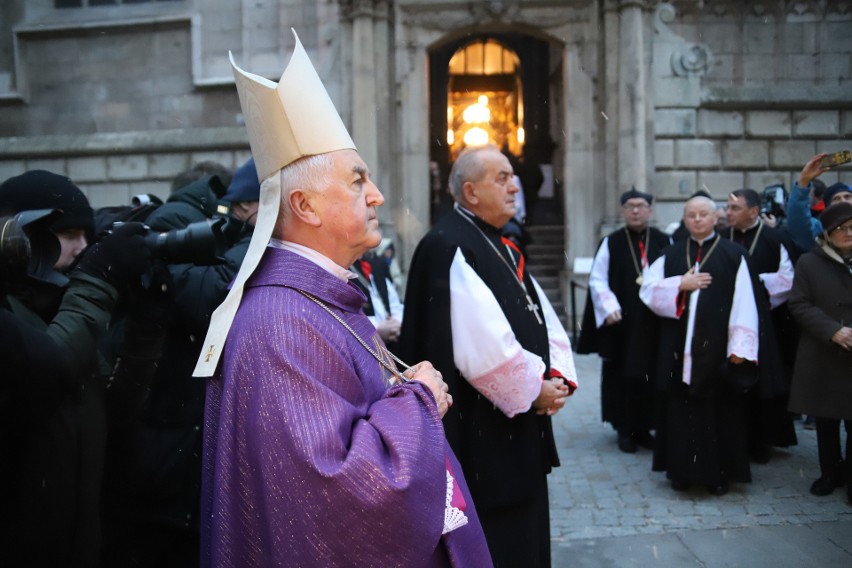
[463,127,489,146]
[517,127,525,144]
[447,129,455,145]
[462,97,491,124]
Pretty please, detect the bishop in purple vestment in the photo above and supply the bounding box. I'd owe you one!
[195,32,491,568]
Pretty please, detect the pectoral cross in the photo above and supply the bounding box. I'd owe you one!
[526,293,543,325]
[204,345,216,362]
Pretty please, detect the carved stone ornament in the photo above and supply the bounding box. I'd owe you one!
[471,0,522,21]
[671,43,713,76]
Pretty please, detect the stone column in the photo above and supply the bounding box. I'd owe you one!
[617,0,649,194]
[349,0,379,174]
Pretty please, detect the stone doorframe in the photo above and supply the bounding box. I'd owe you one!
[391,0,601,270]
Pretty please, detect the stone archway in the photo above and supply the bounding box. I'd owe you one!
[427,32,561,226]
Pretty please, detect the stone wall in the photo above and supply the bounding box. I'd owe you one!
[650,0,852,228]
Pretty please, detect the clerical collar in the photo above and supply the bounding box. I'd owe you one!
[690,231,717,245]
[268,239,357,282]
[732,219,761,233]
[454,202,502,236]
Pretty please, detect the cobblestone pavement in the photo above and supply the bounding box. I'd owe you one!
[548,353,852,559]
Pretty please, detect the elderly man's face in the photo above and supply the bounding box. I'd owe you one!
[465,150,517,228]
[314,149,384,263]
[683,200,717,240]
[621,198,652,231]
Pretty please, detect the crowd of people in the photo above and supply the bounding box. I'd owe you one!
[579,157,852,504]
[1,31,850,568]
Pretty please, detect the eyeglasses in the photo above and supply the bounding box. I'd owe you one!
[622,203,649,211]
[831,223,852,235]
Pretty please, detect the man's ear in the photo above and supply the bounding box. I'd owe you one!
[462,181,479,206]
[288,189,321,227]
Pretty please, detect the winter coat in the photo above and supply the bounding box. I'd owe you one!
[788,241,852,419]
[1,273,117,568]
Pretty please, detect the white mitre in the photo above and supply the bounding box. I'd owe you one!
[193,29,356,377]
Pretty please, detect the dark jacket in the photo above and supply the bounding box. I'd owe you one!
[788,241,852,420]
[144,175,224,232]
[1,273,117,568]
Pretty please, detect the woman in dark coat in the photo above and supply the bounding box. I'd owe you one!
[788,202,852,503]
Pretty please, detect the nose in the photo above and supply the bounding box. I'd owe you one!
[366,180,385,207]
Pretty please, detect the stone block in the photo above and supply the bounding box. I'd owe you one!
[697,110,744,137]
[675,139,722,168]
[842,111,852,137]
[743,22,777,54]
[710,54,736,82]
[746,111,792,137]
[824,22,852,52]
[770,140,817,169]
[83,182,131,209]
[67,157,107,183]
[654,109,696,137]
[107,155,148,181]
[654,140,675,169]
[652,42,675,78]
[697,171,745,197]
[745,171,789,192]
[653,201,687,233]
[785,54,818,82]
[742,55,776,81]
[793,110,840,137]
[654,77,700,108]
[0,160,26,182]
[818,54,851,83]
[723,140,769,169]
[149,153,190,181]
[189,151,236,170]
[650,170,696,200]
[26,158,66,176]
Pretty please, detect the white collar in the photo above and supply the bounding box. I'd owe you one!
[691,231,717,245]
[268,239,357,282]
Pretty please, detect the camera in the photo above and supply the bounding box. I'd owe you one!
[131,217,229,266]
[0,209,68,287]
[760,184,787,219]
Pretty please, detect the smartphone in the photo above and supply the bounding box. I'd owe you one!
[820,150,852,168]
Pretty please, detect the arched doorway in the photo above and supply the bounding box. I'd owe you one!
[428,33,559,224]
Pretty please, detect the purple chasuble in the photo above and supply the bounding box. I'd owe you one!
[200,248,491,567]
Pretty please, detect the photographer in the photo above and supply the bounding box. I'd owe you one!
[788,153,852,253]
[101,160,257,568]
[0,170,164,568]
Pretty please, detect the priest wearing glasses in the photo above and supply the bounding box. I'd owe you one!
[577,187,671,454]
[640,195,763,496]
[193,31,491,567]
[399,144,578,568]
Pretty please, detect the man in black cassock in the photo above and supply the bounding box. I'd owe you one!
[399,144,578,568]
[351,250,404,353]
[577,187,671,453]
[724,189,799,462]
[640,195,761,495]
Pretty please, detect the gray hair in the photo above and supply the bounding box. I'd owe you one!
[277,153,336,218]
[684,195,716,212]
[448,144,500,200]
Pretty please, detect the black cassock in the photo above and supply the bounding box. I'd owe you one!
[725,222,800,453]
[399,206,573,568]
[577,227,671,435]
[641,235,762,487]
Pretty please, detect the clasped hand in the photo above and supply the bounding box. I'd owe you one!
[405,361,452,418]
[533,378,571,416]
